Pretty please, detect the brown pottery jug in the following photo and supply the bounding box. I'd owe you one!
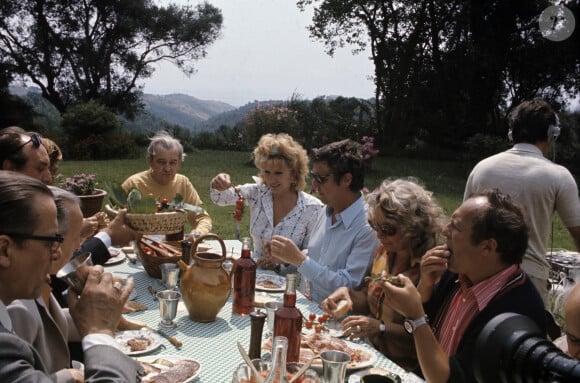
[177,233,234,322]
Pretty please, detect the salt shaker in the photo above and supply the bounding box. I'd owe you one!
[249,309,267,360]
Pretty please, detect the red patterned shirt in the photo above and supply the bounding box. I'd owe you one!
[438,264,519,356]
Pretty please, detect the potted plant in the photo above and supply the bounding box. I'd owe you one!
[57,173,107,218]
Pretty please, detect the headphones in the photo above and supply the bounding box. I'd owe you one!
[507,115,561,143]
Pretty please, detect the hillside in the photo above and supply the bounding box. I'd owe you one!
[10,86,238,132]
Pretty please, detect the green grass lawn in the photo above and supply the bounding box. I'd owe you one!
[59,150,576,250]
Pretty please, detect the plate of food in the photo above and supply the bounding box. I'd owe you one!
[256,273,286,292]
[135,355,201,383]
[115,329,162,356]
[106,247,127,265]
[263,333,377,370]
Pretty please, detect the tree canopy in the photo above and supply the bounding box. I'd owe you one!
[0,0,223,117]
[297,0,580,150]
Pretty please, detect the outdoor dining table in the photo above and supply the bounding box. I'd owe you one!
[107,239,424,382]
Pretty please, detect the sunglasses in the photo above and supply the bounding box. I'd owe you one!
[11,133,42,154]
[310,171,333,184]
[368,221,398,236]
[3,232,64,252]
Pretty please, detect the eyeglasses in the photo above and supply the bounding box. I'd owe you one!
[11,133,42,155]
[2,232,64,252]
[368,221,398,236]
[310,171,333,184]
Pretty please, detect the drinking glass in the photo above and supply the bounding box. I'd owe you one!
[160,263,180,290]
[157,290,181,328]
[320,350,350,383]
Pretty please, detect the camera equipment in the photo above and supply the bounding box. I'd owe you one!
[474,312,580,382]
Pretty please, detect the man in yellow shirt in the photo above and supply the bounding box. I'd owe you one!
[122,131,212,236]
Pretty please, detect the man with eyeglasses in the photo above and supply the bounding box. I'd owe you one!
[0,171,142,382]
[0,127,53,185]
[0,126,140,268]
[267,139,379,303]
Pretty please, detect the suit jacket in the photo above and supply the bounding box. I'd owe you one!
[79,236,111,266]
[8,295,79,382]
[0,324,142,382]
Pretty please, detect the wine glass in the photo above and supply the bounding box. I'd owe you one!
[157,290,181,328]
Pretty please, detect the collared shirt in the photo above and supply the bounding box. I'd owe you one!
[210,181,323,258]
[298,194,379,303]
[438,264,519,356]
[0,300,13,332]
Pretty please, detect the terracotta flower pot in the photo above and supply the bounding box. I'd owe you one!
[79,188,107,218]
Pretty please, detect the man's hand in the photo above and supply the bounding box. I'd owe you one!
[211,173,231,191]
[381,274,425,320]
[417,245,449,302]
[269,235,305,267]
[104,209,141,246]
[68,265,134,338]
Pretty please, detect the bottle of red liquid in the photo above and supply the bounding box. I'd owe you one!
[232,237,256,315]
[274,274,302,363]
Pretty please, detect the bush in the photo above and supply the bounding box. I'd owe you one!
[461,133,510,167]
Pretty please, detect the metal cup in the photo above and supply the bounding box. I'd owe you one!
[320,350,350,383]
[160,263,180,290]
[56,252,93,294]
[265,301,282,334]
[157,290,181,328]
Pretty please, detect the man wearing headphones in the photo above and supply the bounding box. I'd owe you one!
[464,97,580,304]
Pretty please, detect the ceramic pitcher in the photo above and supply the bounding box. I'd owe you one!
[178,233,234,322]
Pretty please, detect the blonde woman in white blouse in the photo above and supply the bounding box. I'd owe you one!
[210,133,323,263]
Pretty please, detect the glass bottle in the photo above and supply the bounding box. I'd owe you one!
[233,237,256,315]
[274,274,302,363]
[264,336,289,383]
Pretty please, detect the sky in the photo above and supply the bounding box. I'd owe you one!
[143,0,375,107]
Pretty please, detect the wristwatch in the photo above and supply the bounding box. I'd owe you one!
[404,315,429,334]
[379,320,386,334]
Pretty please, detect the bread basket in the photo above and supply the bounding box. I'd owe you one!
[133,237,182,278]
[105,204,186,235]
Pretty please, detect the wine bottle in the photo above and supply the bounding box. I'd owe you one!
[264,336,290,383]
[274,274,302,363]
[233,237,256,315]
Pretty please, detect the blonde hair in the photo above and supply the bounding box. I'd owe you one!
[367,177,446,260]
[253,133,309,192]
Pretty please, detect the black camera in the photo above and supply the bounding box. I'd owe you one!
[474,312,580,382]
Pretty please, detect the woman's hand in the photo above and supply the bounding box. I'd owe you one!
[320,287,352,317]
[211,173,231,191]
[342,315,382,339]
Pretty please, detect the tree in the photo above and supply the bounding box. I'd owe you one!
[0,0,223,117]
[297,0,580,152]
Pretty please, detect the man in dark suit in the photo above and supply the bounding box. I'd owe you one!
[0,171,143,381]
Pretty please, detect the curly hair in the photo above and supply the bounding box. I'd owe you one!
[367,177,445,260]
[253,133,309,192]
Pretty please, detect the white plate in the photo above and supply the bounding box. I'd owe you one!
[256,273,286,292]
[310,340,377,371]
[302,319,344,338]
[106,248,127,265]
[348,367,402,383]
[115,329,162,356]
[135,354,201,383]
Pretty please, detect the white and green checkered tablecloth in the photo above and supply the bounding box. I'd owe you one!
[109,240,424,382]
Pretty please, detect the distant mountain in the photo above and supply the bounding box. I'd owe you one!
[142,93,235,128]
[9,86,238,132]
[193,100,283,132]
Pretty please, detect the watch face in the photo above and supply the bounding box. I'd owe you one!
[404,320,413,334]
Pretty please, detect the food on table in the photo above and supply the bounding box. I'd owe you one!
[304,312,330,334]
[263,333,373,368]
[332,299,349,319]
[127,337,151,352]
[122,246,135,253]
[257,279,282,290]
[364,273,404,287]
[124,301,149,313]
[256,257,277,270]
[139,358,200,383]
[117,316,148,331]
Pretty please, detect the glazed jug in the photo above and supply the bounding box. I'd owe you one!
[177,233,235,322]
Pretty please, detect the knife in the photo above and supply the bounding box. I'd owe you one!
[150,327,182,349]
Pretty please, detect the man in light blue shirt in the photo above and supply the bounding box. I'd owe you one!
[269,139,379,303]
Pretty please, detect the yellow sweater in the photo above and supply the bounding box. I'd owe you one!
[122,170,212,234]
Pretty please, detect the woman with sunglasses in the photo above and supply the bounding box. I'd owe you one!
[210,133,323,262]
[320,177,445,370]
